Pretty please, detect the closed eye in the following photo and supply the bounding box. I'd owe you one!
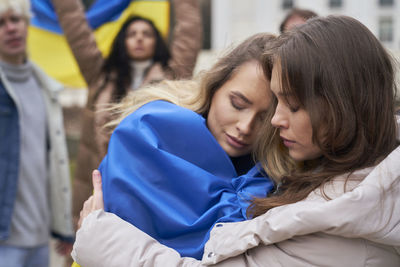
[230,91,252,110]
[230,96,244,110]
[230,94,249,110]
[289,105,300,113]
[282,95,300,113]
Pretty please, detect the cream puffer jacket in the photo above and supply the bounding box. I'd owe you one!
[72,118,400,267]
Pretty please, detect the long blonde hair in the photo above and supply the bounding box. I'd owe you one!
[104,32,277,131]
[104,79,204,129]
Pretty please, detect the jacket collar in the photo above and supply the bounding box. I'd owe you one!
[30,62,64,101]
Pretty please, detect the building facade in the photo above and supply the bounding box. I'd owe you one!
[208,0,399,51]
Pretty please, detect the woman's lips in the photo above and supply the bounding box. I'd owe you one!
[134,46,145,51]
[226,134,248,149]
[281,136,296,147]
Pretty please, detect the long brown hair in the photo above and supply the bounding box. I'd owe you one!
[249,15,399,217]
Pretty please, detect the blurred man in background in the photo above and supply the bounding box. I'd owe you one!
[0,0,74,266]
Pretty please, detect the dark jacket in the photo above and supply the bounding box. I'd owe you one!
[0,79,19,240]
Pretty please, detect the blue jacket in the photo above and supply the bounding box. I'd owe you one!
[100,100,274,259]
[0,78,19,241]
[0,65,74,242]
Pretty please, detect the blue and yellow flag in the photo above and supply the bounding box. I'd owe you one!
[27,0,170,88]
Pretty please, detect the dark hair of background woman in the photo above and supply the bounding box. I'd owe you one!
[102,16,171,101]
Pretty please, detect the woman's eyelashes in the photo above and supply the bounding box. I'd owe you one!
[230,95,246,110]
[289,105,300,113]
[284,97,300,113]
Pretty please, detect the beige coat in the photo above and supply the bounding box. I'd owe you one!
[72,123,400,266]
[52,0,202,227]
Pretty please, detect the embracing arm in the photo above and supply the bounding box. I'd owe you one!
[73,209,298,267]
[73,210,206,267]
[73,144,400,266]
[72,170,314,267]
[51,0,104,87]
[168,0,203,79]
[73,170,203,267]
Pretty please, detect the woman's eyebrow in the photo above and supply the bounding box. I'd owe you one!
[231,91,252,104]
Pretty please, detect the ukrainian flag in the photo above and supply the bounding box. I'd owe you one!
[27,0,170,88]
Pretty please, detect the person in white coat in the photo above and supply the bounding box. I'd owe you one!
[72,15,400,266]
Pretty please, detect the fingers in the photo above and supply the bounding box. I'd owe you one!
[92,169,104,210]
[77,170,105,230]
[77,196,94,229]
[77,216,83,230]
[92,169,102,193]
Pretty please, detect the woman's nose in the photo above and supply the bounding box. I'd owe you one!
[236,115,254,136]
[134,32,144,41]
[271,105,288,129]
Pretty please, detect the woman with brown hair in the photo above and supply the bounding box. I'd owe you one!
[73,16,400,266]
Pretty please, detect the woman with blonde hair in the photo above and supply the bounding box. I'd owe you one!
[74,16,399,266]
[51,0,203,230]
[92,33,277,259]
